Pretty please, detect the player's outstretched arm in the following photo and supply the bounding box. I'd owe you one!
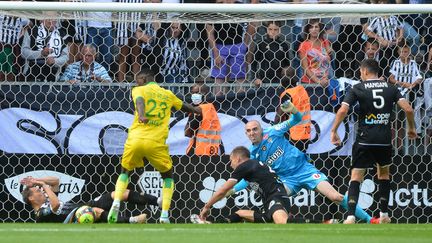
[397,99,417,139]
[200,179,237,220]
[331,104,349,146]
[180,103,201,115]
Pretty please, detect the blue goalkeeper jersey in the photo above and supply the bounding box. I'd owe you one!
[249,112,310,178]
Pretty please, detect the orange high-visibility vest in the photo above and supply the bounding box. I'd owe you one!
[279,85,311,140]
[186,103,222,156]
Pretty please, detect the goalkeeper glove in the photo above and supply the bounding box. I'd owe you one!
[280,99,298,113]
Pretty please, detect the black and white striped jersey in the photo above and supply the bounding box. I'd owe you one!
[389,58,422,95]
[159,37,188,79]
[138,13,159,50]
[0,15,28,45]
[116,0,143,46]
[367,15,403,41]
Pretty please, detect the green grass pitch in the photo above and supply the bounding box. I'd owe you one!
[0,223,431,243]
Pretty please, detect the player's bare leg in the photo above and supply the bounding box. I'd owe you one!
[108,168,131,223]
[235,210,254,222]
[272,209,288,224]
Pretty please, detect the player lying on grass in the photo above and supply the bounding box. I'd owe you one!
[21,176,158,223]
[195,146,290,224]
[236,100,378,224]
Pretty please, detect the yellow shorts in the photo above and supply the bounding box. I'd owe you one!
[121,138,172,173]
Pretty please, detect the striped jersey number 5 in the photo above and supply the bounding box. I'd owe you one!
[372,89,385,109]
[145,99,168,119]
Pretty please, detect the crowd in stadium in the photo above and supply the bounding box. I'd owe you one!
[0,0,431,136]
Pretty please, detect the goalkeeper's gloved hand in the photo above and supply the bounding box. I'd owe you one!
[280,99,297,113]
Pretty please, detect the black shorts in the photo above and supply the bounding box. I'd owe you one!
[253,195,290,223]
[351,142,392,169]
[87,193,113,211]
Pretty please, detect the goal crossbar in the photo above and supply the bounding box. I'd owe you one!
[0,2,432,14]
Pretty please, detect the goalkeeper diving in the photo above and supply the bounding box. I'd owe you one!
[193,100,377,224]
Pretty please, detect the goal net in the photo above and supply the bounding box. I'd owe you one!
[0,1,431,224]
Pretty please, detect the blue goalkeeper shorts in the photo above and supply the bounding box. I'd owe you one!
[280,162,328,196]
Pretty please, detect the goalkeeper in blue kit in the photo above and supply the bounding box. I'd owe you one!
[234,100,378,224]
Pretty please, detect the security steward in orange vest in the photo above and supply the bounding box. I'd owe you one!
[185,84,223,156]
[275,68,312,153]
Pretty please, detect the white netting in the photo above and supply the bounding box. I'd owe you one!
[0,2,431,224]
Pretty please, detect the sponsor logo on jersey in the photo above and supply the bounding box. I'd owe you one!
[249,182,263,195]
[364,113,390,125]
[261,145,266,151]
[268,200,275,210]
[5,170,85,204]
[312,173,321,179]
[265,146,284,166]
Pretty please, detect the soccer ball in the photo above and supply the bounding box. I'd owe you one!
[75,206,95,224]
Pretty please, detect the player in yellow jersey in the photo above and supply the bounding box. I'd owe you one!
[108,69,200,224]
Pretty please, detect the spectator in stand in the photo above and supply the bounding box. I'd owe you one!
[86,0,114,71]
[135,0,161,75]
[334,13,364,79]
[206,0,254,96]
[21,16,70,82]
[363,0,404,74]
[62,0,87,64]
[298,18,333,87]
[389,44,424,138]
[353,38,386,80]
[153,22,190,94]
[252,21,290,86]
[60,44,112,84]
[185,83,223,156]
[116,0,149,82]
[0,11,29,81]
[396,0,432,56]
